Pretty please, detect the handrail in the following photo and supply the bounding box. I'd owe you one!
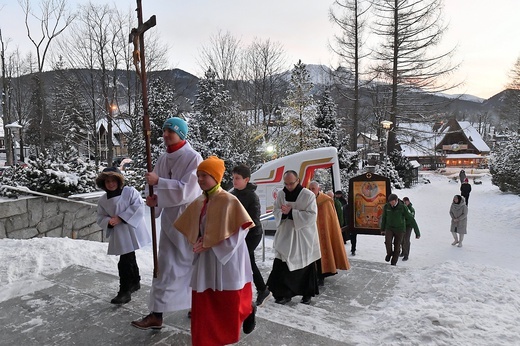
[0,185,98,207]
[259,212,274,262]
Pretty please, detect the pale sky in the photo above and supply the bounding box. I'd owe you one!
[1,0,519,99]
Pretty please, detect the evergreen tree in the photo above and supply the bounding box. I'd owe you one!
[315,88,339,148]
[489,133,520,194]
[147,77,178,146]
[190,68,262,188]
[389,149,414,188]
[278,60,318,154]
[50,61,90,156]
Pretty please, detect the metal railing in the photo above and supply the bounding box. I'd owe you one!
[1,185,98,207]
[259,211,274,262]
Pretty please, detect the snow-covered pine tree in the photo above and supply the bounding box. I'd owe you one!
[389,149,414,188]
[126,76,178,192]
[374,154,404,189]
[281,60,319,154]
[489,132,520,194]
[50,62,90,157]
[315,88,339,148]
[147,77,178,147]
[190,68,262,188]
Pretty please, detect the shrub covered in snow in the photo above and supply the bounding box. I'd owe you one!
[0,154,98,198]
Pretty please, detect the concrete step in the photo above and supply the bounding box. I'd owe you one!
[0,259,400,345]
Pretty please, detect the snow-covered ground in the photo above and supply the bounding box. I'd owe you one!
[1,171,520,345]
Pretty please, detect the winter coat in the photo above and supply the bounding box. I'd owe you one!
[404,202,420,237]
[459,170,466,182]
[450,196,468,234]
[230,182,263,237]
[380,200,420,235]
[460,183,472,198]
[333,198,345,227]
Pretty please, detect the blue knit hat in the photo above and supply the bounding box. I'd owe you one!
[162,117,188,140]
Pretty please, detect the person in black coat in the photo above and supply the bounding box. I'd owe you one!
[231,164,271,306]
[460,178,472,206]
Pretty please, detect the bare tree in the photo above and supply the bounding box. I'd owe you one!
[371,0,460,153]
[8,49,35,163]
[19,0,75,155]
[329,0,371,151]
[0,29,14,165]
[198,30,242,88]
[502,57,520,132]
[240,38,287,133]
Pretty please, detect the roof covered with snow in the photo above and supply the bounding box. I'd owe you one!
[457,121,491,153]
[397,122,440,157]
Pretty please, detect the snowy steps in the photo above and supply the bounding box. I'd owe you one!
[0,260,400,345]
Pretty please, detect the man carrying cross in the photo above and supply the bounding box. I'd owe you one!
[131,117,202,329]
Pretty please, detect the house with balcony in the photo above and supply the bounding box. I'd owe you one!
[398,119,490,169]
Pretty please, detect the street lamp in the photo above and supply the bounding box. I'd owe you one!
[380,120,393,177]
[5,122,23,165]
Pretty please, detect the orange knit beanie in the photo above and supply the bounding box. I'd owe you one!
[197,156,225,184]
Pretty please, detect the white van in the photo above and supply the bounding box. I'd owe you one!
[251,146,342,232]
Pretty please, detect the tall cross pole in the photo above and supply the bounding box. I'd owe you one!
[130,0,158,278]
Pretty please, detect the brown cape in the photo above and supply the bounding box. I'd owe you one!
[174,187,254,248]
[316,192,350,273]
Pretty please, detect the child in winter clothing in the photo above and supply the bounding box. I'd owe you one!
[231,164,271,307]
[400,197,420,261]
[450,194,468,247]
[96,167,151,304]
[175,156,256,346]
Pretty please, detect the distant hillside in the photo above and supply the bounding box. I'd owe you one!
[5,66,508,124]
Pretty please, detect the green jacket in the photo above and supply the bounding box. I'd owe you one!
[380,200,420,235]
[404,202,420,237]
[333,198,344,227]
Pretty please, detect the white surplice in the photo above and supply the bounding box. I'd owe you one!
[147,142,202,312]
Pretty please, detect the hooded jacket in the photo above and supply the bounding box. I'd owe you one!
[450,196,468,234]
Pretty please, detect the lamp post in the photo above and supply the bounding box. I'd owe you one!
[5,122,23,165]
[380,120,393,177]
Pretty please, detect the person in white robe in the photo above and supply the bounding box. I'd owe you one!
[175,155,257,346]
[266,170,321,305]
[131,117,202,330]
[96,167,151,305]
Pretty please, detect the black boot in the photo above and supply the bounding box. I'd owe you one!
[111,290,131,304]
[112,255,133,304]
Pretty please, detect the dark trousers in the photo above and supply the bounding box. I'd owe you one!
[462,194,470,206]
[118,251,140,291]
[246,232,267,292]
[349,232,357,252]
[385,230,404,265]
[401,227,412,258]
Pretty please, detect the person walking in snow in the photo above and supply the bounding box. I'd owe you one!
[96,167,151,305]
[460,178,472,206]
[175,156,257,345]
[459,169,466,183]
[380,193,420,266]
[309,182,350,287]
[131,117,203,330]
[231,164,272,307]
[266,170,321,305]
[399,197,420,261]
[450,195,468,247]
